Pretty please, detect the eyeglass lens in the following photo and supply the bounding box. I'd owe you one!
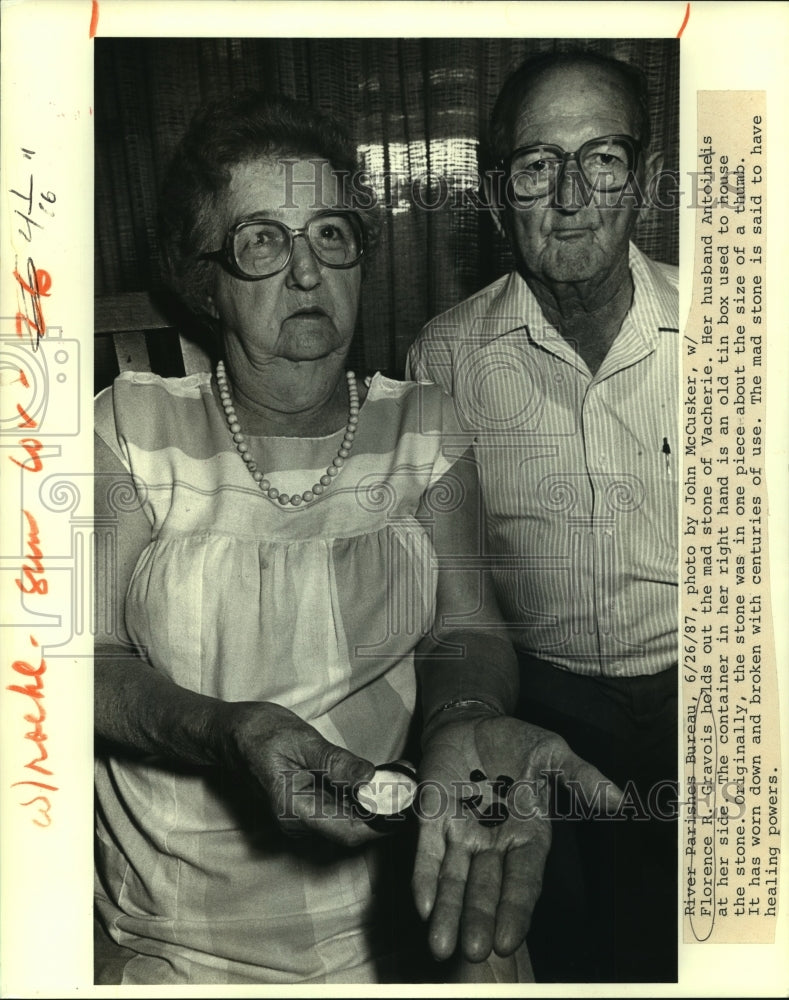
[232,214,361,277]
[510,137,634,199]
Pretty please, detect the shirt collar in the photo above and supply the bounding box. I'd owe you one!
[625,241,679,337]
[483,241,678,369]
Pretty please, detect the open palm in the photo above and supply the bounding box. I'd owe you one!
[413,714,623,965]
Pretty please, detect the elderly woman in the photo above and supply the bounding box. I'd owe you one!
[93,92,614,985]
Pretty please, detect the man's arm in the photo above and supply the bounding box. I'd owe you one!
[414,447,518,723]
[412,450,623,968]
[405,321,455,392]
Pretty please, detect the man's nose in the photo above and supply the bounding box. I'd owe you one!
[552,158,591,212]
[285,233,322,289]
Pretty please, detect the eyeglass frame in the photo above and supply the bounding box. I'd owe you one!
[500,133,643,202]
[199,209,366,281]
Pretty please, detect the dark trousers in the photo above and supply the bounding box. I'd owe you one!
[517,654,678,984]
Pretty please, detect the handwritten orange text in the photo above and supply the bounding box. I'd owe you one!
[16,510,47,596]
[6,149,58,829]
[8,437,44,472]
[7,637,57,827]
[8,402,43,471]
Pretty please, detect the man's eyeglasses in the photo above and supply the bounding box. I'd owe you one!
[504,134,641,202]
[200,210,364,280]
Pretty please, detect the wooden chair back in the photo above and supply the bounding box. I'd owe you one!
[94,291,212,394]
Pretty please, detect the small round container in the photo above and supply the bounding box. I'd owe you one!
[353,760,418,831]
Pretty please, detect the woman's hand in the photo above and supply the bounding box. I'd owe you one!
[412,710,624,965]
[95,645,380,848]
[222,700,382,846]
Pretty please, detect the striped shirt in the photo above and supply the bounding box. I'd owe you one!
[407,243,679,678]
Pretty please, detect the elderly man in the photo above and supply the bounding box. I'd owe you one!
[407,50,678,982]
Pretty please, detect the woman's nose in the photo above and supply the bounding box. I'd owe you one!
[285,233,322,289]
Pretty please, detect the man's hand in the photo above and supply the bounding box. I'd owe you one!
[223,700,381,846]
[413,712,623,965]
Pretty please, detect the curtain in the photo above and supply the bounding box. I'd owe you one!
[95,37,679,380]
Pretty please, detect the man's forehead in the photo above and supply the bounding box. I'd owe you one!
[512,63,640,140]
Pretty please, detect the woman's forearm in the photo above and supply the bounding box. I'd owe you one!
[94,644,231,765]
[95,645,383,847]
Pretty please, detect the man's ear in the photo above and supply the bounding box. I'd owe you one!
[205,294,220,320]
[482,170,508,239]
[644,149,664,187]
[637,148,665,217]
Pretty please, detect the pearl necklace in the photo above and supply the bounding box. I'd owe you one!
[215,359,360,507]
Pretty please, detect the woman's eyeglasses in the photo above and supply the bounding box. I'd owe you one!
[201,210,364,280]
